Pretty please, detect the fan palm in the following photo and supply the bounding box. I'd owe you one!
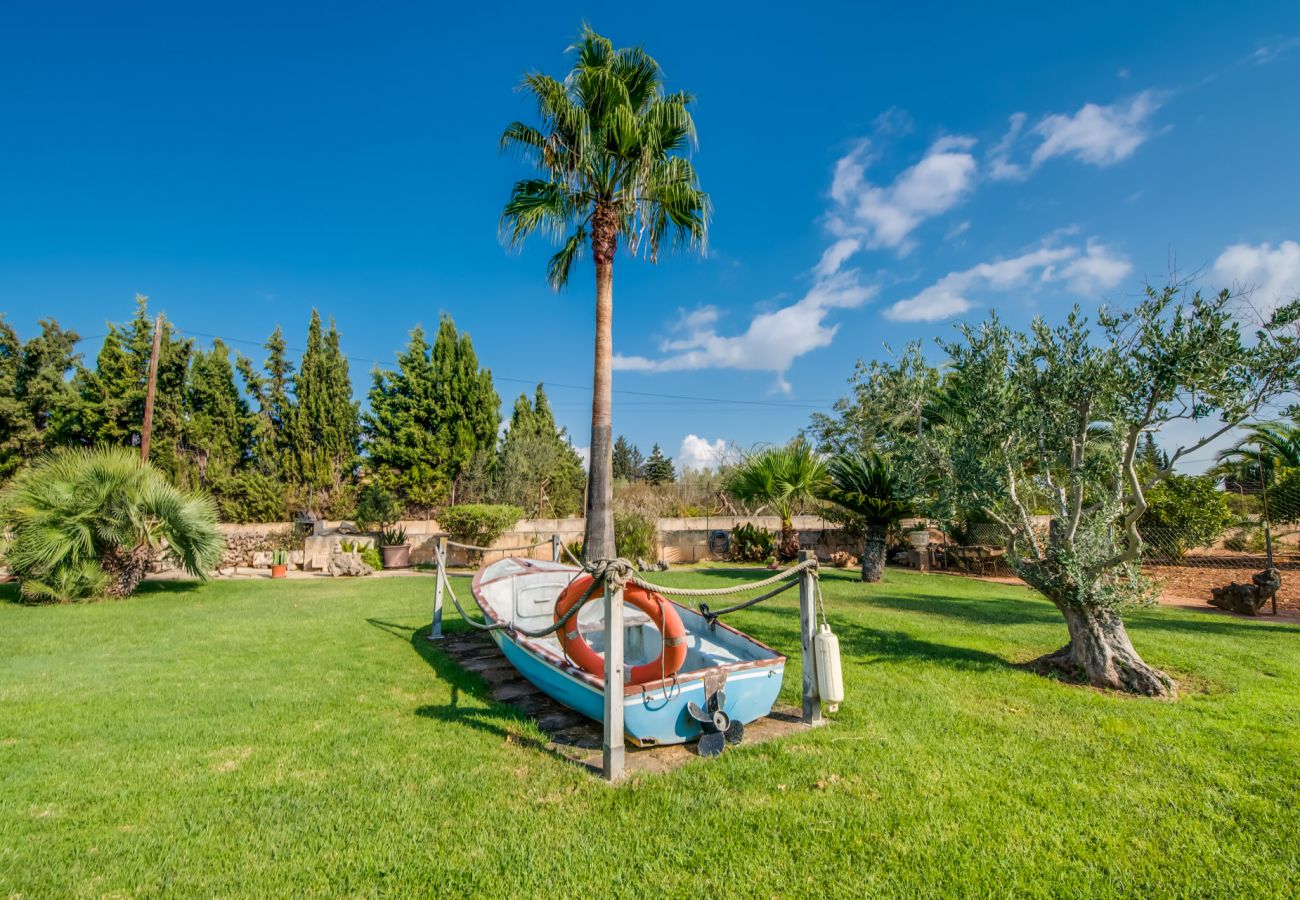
[1216,420,1300,488]
[821,452,911,582]
[725,443,827,561]
[500,27,708,560]
[0,446,222,602]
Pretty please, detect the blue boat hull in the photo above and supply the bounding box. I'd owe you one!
[472,558,787,746]
[490,627,785,746]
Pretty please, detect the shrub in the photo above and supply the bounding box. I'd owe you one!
[1138,474,1235,560]
[380,525,407,547]
[359,545,383,570]
[1265,468,1300,524]
[564,538,584,563]
[356,482,404,532]
[0,447,223,603]
[439,504,523,548]
[614,512,657,561]
[730,522,775,562]
[212,470,292,523]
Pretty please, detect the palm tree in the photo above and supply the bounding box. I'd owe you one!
[0,446,222,602]
[726,443,827,561]
[1215,420,1300,489]
[500,27,708,561]
[822,452,910,582]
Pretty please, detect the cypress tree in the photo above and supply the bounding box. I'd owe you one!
[183,339,251,487]
[286,311,359,509]
[236,326,295,479]
[497,385,585,517]
[365,315,499,511]
[71,296,190,479]
[643,443,676,485]
[0,318,80,477]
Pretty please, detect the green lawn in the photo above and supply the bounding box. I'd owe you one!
[1,568,1297,897]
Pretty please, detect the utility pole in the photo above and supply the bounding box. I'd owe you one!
[140,313,163,462]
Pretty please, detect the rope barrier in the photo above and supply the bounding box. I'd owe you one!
[626,557,818,598]
[445,538,553,554]
[439,554,819,636]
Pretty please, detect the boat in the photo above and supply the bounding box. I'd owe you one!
[470,557,786,747]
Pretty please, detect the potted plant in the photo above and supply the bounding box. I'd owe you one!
[270,549,288,579]
[380,525,410,569]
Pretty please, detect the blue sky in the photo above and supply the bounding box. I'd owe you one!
[2,2,1298,471]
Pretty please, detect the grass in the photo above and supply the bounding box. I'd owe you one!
[1,567,1298,897]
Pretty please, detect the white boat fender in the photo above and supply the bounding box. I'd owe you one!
[813,623,844,710]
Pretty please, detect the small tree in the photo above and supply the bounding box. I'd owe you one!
[822,452,911,582]
[928,287,1297,697]
[355,482,404,533]
[726,442,827,561]
[612,435,645,482]
[1138,474,1234,560]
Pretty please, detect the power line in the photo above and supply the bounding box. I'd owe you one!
[166,326,837,412]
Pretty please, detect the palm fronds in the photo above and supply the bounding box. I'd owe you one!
[0,446,223,603]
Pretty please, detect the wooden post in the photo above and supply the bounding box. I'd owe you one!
[602,578,625,782]
[798,550,823,726]
[428,535,447,641]
[139,313,163,461]
[552,533,561,563]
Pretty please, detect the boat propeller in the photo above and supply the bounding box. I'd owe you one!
[687,688,744,758]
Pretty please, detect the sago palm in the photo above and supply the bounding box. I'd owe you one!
[0,446,223,602]
[726,443,827,561]
[822,452,911,583]
[500,26,708,560]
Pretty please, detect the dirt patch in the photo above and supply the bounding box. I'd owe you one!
[1146,563,1300,619]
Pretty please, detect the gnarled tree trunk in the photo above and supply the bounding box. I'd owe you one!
[1030,600,1175,698]
[860,525,887,583]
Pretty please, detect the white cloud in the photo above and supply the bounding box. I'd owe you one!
[1212,240,1300,317]
[885,239,1131,323]
[988,112,1028,181]
[573,445,590,470]
[828,136,978,253]
[678,435,730,472]
[1250,36,1300,65]
[1031,91,1161,168]
[615,270,878,390]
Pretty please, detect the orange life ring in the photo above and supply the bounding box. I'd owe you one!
[554,576,688,684]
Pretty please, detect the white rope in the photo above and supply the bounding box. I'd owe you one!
[626,558,818,598]
[445,538,552,553]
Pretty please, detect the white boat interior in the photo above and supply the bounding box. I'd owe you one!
[476,559,779,672]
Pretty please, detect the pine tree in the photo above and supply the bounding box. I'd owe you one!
[1136,431,1170,479]
[183,339,251,488]
[612,435,645,482]
[365,316,500,512]
[643,443,676,485]
[496,385,585,517]
[285,311,359,512]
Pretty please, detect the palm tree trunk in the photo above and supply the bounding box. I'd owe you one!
[860,524,887,582]
[777,517,800,562]
[583,253,616,561]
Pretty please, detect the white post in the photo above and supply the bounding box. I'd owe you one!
[428,535,447,641]
[552,533,561,563]
[798,550,823,726]
[602,578,626,782]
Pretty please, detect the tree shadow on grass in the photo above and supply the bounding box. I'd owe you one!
[860,592,1062,628]
[722,603,1019,674]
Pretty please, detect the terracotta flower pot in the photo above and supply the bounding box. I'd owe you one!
[270,564,288,579]
[380,544,411,569]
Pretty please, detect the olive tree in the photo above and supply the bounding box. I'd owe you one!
[930,287,1297,697]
